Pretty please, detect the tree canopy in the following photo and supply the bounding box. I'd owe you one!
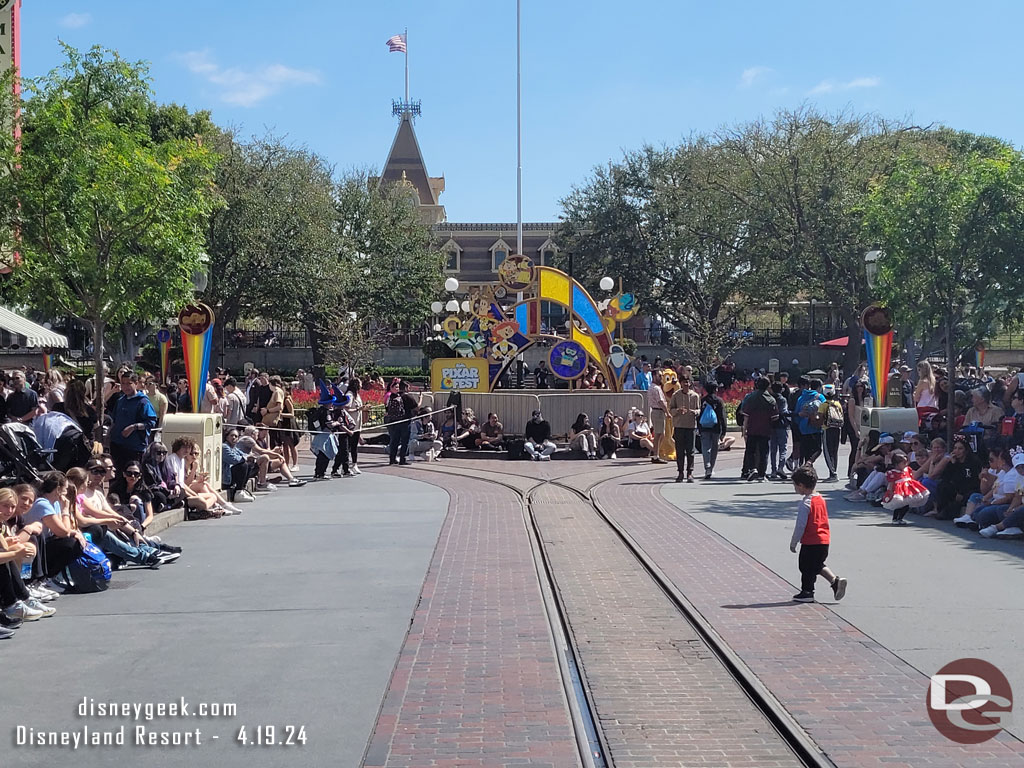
[0,44,218,420]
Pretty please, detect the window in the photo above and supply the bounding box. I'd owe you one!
[440,238,462,273]
[490,238,512,272]
[537,238,558,267]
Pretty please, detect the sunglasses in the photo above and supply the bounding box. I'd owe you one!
[190,451,200,456]
[124,471,141,477]
[89,468,106,475]
[154,450,167,455]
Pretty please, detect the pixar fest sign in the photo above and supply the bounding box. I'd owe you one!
[430,358,488,392]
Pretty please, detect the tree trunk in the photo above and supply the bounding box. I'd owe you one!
[308,323,324,367]
[92,318,106,446]
[946,312,956,447]
[841,309,863,378]
[121,320,138,365]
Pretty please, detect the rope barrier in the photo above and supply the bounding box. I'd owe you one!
[221,405,457,437]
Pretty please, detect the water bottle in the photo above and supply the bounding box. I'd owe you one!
[20,560,32,580]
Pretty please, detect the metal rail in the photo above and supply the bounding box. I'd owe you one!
[405,460,834,767]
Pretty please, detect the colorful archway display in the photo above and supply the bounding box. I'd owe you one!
[435,260,637,391]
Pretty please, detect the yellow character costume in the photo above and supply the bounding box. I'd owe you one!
[659,368,679,461]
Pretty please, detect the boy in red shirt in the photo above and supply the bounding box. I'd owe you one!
[790,466,848,603]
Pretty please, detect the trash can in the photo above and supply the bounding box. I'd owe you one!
[160,413,223,489]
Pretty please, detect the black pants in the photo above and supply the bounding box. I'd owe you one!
[600,435,620,457]
[0,560,31,608]
[228,461,259,497]
[38,534,82,578]
[348,432,360,466]
[331,435,351,474]
[799,432,823,467]
[110,443,144,473]
[846,431,860,478]
[315,452,331,479]
[745,434,770,478]
[388,423,411,463]
[673,427,695,475]
[798,543,829,593]
[823,427,841,477]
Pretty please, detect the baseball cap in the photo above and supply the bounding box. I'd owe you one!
[899,365,911,372]
[901,431,916,443]
[822,383,836,394]
[1013,454,1024,468]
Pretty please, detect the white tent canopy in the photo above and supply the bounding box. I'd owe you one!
[0,307,69,349]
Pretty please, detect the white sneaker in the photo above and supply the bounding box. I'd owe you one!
[953,514,974,527]
[25,597,55,617]
[234,490,255,503]
[256,483,277,492]
[540,454,552,461]
[28,586,57,602]
[10,600,45,621]
[610,452,617,460]
[996,526,1024,538]
[351,465,362,475]
[156,552,181,564]
[979,525,998,538]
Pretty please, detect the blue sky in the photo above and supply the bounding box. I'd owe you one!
[19,1,1024,223]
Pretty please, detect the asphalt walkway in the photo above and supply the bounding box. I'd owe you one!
[2,470,447,768]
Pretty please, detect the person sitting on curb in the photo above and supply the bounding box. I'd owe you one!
[569,413,598,459]
[240,426,307,488]
[524,410,556,461]
[475,412,505,451]
[222,429,258,503]
[410,408,443,462]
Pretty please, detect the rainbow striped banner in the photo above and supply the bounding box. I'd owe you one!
[975,344,986,370]
[41,348,53,374]
[178,304,215,413]
[863,329,893,405]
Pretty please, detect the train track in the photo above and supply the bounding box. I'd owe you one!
[400,458,835,768]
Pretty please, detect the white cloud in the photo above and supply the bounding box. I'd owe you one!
[175,50,321,107]
[740,66,772,89]
[808,76,881,95]
[59,12,91,29]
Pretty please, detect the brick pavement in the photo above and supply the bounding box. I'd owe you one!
[361,466,581,768]
[531,483,803,768]
[596,479,1024,767]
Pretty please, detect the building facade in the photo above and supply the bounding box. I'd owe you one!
[375,112,560,298]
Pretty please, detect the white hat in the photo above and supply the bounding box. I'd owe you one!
[901,431,916,443]
[878,435,895,445]
[1013,454,1024,468]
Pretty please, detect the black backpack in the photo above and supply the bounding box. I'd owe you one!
[506,438,526,460]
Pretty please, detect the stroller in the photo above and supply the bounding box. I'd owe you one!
[0,422,56,487]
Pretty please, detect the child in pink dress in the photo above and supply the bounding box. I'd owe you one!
[883,450,930,525]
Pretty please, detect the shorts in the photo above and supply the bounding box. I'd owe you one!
[651,409,666,432]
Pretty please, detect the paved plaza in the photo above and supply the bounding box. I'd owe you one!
[4,446,1023,768]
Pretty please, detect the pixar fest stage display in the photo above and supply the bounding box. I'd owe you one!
[430,257,638,392]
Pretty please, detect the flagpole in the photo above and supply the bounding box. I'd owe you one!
[404,27,409,104]
[516,0,523,257]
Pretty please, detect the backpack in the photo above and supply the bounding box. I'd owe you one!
[698,403,718,429]
[385,393,405,422]
[506,437,526,460]
[799,396,824,428]
[825,398,844,429]
[62,542,112,594]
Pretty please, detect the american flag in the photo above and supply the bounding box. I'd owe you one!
[386,34,407,53]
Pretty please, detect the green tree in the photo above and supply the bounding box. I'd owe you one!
[865,139,1024,440]
[0,45,218,426]
[559,139,766,373]
[713,108,926,373]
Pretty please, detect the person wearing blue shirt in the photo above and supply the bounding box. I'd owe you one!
[635,362,652,392]
[110,372,158,471]
[795,379,826,467]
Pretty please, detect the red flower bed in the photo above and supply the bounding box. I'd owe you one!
[290,387,387,410]
[719,380,754,406]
